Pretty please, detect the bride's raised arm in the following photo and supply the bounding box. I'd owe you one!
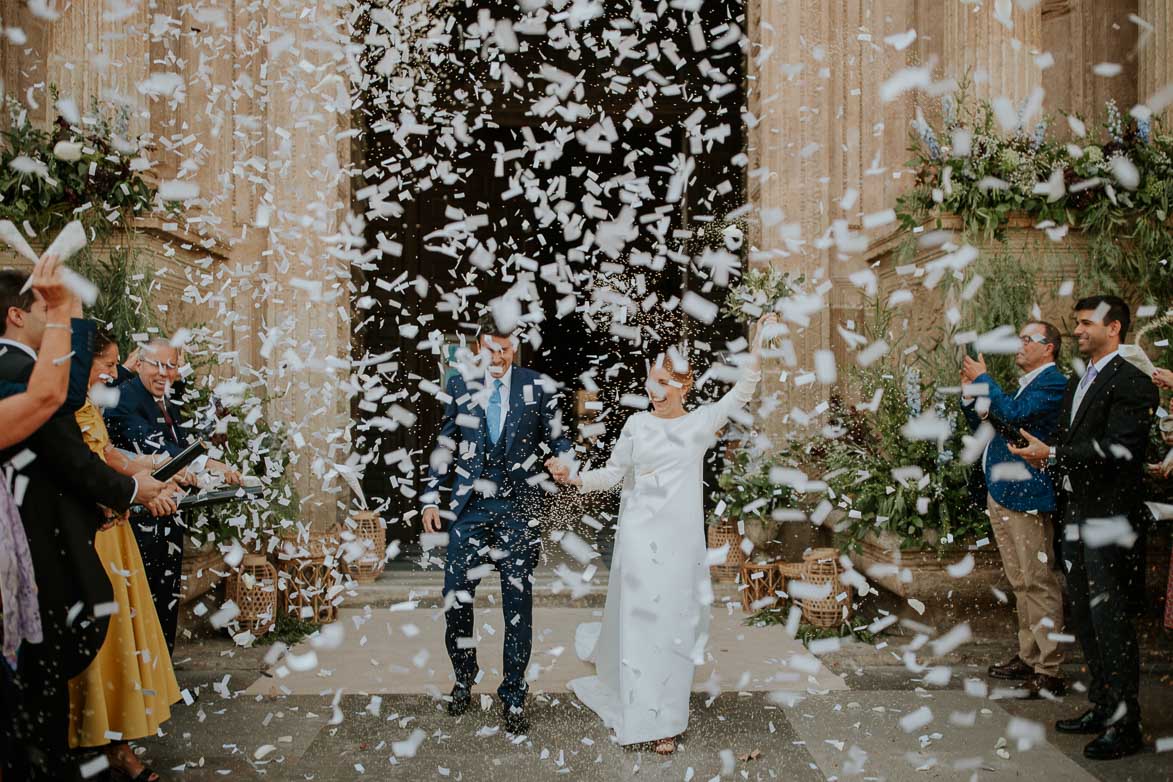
[575,415,636,493]
[702,312,776,433]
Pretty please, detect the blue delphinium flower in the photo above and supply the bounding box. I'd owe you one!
[1032,120,1047,150]
[1137,115,1152,144]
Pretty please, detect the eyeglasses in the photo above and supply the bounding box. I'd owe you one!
[1019,334,1051,345]
[145,359,177,371]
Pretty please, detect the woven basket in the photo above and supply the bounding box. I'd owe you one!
[180,545,225,606]
[799,547,852,629]
[225,553,278,636]
[739,561,787,612]
[345,511,386,584]
[277,528,343,624]
[707,521,747,583]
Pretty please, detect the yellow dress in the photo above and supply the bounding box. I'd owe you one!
[68,400,182,748]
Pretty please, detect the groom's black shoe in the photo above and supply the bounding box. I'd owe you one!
[1083,722,1143,760]
[447,684,472,717]
[503,705,529,735]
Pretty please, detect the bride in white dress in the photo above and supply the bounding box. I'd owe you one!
[554,314,774,754]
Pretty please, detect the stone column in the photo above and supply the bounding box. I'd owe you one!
[939,0,1044,106]
[1043,0,1139,131]
[258,0,354,531]
[1139,0,1173,125]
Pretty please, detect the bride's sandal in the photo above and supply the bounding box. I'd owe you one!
[653,736,678,755]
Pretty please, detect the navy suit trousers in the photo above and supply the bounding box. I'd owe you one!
[443,497,540,709]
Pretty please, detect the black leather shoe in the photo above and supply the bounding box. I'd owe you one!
[503,705,529,735]
[1056,709,1110,735]
[447,684,472,717]
[1024,673,1067,698]
[1084,722,1143,760]
[988,656,1032,680]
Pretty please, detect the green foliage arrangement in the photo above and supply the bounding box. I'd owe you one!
[896,92,1173,305]
[181,346,301,550]
[808,303,988,553]
[710,446,795,528]
[1,94,162,355]
[1,94,155,238]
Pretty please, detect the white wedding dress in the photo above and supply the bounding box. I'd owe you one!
[568,368,760,745]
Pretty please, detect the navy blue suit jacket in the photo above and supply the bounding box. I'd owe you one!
[423,366,573,522]
[104,371,190,457]
[963,365,1067,512]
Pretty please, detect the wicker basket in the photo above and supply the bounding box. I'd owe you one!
[707,521,747,583]
[799,547,852,629]
[180,544,225,606]
[739,561,787,612]
[345,511,387,584]
[225,553,278,636]
[277,528,343,624]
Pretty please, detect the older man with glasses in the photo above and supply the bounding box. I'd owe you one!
[960,321,1069,698]
[105,337,242,651]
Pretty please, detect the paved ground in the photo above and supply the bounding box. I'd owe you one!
[131,566,1173,781]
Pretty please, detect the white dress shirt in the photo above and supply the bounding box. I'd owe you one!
[0,336,139,504]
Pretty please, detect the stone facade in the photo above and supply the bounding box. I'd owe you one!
[0,0,355,528]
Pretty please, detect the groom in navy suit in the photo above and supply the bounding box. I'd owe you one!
[421,314,573,734]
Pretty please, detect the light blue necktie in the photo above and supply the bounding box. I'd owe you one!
[487,379,503,445]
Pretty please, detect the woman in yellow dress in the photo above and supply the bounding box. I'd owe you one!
[69,330,181,782]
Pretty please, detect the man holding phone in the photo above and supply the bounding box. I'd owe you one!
[960,321,1068,697]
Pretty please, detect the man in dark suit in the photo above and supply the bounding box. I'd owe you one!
[420,314,574,734]
[105,336,241,651]
[1013,295,1159,760]
[0,270,175,780]
[961,321,1068,697]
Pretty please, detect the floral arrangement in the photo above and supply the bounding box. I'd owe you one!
[181,339,301,551]
[1,94,162,355]
[710,447,795,528]
[804,302,988,552]
[896,92,1173,305]
[0,94,156,239]
[723,264,801,323]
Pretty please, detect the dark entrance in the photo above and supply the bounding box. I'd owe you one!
[352,2,748,550]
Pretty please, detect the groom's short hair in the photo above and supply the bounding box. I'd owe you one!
[476,312,510,339]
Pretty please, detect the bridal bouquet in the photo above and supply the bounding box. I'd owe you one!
[723,265,801,323]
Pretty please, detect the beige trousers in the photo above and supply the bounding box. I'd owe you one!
[987,494,1065,676]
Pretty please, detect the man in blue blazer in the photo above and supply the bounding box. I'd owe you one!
[421,314,574,735]
[961,320,1068,697]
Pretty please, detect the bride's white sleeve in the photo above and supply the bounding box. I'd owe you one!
[703,367,761,432]
[577,416,636,493]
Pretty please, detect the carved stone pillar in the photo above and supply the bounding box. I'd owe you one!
[258,0,354,530]
[1043,0,1139,129]
[1139,0,1173,125]
[940,0,1044,106]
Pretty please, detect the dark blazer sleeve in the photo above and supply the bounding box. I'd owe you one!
[421,375,463,509]
[63,318,96,413]
[32,414,137,514]
[1055,372,1159,470]
[543,389,574,457]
